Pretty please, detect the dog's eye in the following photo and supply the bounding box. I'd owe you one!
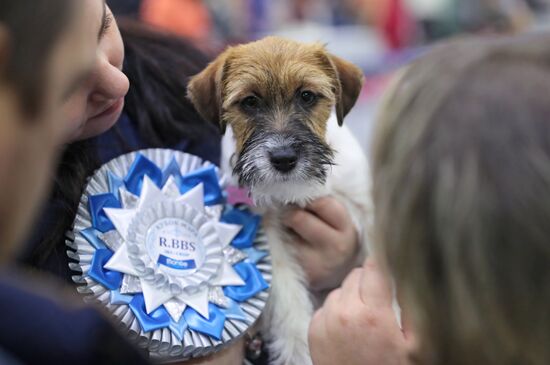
[241,96,260,111]
[300,91,317,106]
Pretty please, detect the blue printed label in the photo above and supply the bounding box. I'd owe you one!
[157,255,197,270]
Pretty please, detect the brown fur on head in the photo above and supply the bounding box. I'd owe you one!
[187,36,363,203]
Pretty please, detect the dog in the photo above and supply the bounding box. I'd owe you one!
[188,36,372,365]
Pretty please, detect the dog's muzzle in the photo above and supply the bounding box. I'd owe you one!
[233,124,334,195]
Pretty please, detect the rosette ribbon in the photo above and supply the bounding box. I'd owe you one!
[67,150,271,360]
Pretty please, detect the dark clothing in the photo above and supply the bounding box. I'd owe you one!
[0,270,150,364]
[93,112,220,166]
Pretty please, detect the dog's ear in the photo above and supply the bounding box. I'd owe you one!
[187,54,228,134]
[329,55,364,126]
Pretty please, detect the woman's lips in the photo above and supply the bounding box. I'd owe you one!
[90,97,124,120]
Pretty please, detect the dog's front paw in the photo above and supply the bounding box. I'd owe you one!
[286,343,313,365]
[265,318,313,365]
[268,337,312,365]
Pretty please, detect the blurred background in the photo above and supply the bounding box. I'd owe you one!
[107,0,550,152]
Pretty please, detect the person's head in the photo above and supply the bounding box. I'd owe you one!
[61,2,129,143]
[0,0,101,260]
[372,34,550,365]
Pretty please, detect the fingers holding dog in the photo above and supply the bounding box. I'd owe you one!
[283,196,360,291]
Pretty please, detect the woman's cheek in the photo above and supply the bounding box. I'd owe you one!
[60,95,88,144]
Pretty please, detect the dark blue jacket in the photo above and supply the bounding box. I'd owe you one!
[0,269,150,364]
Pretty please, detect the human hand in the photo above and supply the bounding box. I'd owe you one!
[308,258,414,365]
[282,196,360,291]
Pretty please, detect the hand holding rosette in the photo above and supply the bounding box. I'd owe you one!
[66,149,271,360]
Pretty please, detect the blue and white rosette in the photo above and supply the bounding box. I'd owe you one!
[66,149,271,360]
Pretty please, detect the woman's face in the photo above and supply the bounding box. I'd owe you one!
[61,2,129,143]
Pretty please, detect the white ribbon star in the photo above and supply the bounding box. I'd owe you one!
[103,176,244,320]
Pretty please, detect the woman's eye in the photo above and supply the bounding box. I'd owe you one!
[299,91,317,106]
[241,96,260,111]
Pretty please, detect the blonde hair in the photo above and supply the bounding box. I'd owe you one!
[372,34,550,365]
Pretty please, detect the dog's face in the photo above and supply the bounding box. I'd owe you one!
[188,37,363,204]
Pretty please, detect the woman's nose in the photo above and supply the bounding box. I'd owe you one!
[89,60,129,103]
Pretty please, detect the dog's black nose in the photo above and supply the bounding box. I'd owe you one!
[269,147,298,173]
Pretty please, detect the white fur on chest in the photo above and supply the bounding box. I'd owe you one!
[220,114,371,365]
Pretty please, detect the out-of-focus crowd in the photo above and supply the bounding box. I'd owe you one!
[108,0,550,50]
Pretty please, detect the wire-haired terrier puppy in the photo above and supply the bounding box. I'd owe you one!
[188,36,371,365]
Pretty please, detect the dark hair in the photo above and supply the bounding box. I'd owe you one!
[119,19,217,146]
[0,0,74,116]
[27,20,216,268]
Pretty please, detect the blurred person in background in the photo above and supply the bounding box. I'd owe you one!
[140,0,213,43]
[140,0,213,45]
[344,0,417,49]
[0,0,150,364]
[310,33,550,365]
[344,0,541,48]
[108,0,142,17]
[410,0,537,40]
